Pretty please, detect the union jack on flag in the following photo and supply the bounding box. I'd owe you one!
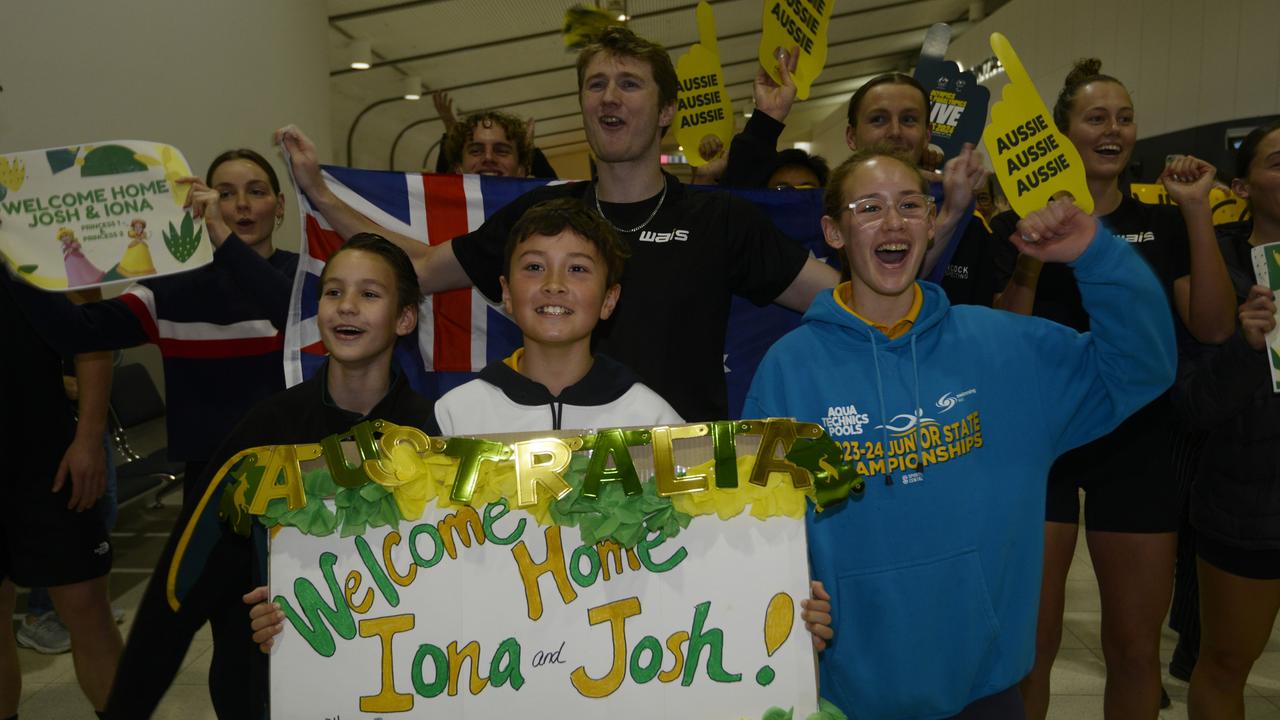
[284,166,829,417]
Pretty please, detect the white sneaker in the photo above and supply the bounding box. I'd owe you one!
[113,605,126,624]
[15,612,71,654]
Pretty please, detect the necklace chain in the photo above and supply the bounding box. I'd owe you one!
[592,178,668,234]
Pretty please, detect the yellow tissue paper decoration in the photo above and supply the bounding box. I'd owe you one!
[671,455,810,521]
[758,0,833,100]
[981,33,1092,216]
[673,1,737,167]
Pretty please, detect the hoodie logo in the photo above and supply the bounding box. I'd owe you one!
[823,404,869,436]
[639,229,689,243]
[935,388,977,413]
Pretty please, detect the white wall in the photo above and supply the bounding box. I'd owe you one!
[948,0,1280,139]
[0,0,332,394]
[0,0,333,255]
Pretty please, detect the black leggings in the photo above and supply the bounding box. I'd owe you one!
[105,511,266,719]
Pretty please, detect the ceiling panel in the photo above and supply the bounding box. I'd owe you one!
[329,0,1005,168]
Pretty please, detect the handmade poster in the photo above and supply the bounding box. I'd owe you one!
[674,1,737,167]
[192,420,860,718]
[981,34,1092,216]
[1250,242,1280,392]
[759,0,832,100]
[0,140,207,291]
[913,24,990,160]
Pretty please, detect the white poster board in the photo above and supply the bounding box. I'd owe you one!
[268,501,816,719]
[0,140,208,291]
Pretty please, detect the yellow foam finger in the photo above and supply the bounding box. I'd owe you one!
[981,33,1092,216]
[674,1,736,167]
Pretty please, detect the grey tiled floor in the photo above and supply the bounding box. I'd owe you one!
[11,505,1280,718]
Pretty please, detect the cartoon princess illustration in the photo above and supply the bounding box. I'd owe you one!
[57,226,105,286]
[116,217,156,277]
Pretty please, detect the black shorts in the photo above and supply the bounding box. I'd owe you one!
[1044,407,1181,533]
[0,436,112,588]
[1198,534,1280,581]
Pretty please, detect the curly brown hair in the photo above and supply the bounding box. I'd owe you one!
[443,111,532,174]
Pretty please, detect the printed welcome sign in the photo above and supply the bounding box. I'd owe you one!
[190,420,861,718]
[0,140,210,291]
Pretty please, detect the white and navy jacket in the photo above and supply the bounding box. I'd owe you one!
[435,353,682,435]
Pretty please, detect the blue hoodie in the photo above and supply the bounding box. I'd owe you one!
[743,225,1175,719]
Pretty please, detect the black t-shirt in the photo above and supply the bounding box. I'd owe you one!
[990,194,1192,445]
[450,173,810,421]
[990,194,1191,332]
[938,216,997,307]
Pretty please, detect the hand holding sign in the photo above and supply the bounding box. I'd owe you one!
[981,34,1092,216]
[759,0,832,100]
[754,45,799,123]
[674,1,737,167]
[1238,285,1278,353]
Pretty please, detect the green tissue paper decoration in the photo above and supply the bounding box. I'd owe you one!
[549,456,693,548]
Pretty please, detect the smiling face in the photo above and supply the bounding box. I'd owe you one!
[822,157,935,305]
[456,123,526,177]
[579,53,676,166]
[845,83,931,164]
[210,158,284,250]
[1234,127,1280,226]
[500,229,620,352]
[1064,81,1136,183]
[318,249,417,370]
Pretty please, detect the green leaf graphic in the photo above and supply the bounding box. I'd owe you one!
[162,212,202,262]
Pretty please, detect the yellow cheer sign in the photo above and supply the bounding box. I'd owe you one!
[674,1,736,167]
[981,33,1092,216]
[759,0,832,100]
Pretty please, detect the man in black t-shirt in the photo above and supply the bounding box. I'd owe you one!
[280,28,838,421]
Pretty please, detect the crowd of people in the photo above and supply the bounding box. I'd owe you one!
[0,20,1277,720]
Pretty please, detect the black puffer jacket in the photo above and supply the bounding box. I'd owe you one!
[1174,222,1280,549]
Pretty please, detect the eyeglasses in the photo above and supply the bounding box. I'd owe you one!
[841,194,935,228]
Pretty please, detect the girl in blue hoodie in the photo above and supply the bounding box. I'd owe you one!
[746,149,1176,719]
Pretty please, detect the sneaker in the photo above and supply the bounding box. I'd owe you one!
[112,605,126,624]
[15,612,71,654]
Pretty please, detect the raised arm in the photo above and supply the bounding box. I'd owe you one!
[1162,155,1236,343]
[182,178,294,329]
[1014,201,1177,452]
[920,143,989,278]
[721,47,799,188]
[276,125,471,293]
[0,268,148,354]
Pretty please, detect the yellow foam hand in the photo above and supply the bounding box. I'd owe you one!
[673,1,736,167]
[0,156,26,194]
[160,145,193,206]
[981,33,1092,216]
[758,0,831,100]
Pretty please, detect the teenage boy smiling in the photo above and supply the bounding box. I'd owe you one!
[280,27,838,422]
[433,198,681,434]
